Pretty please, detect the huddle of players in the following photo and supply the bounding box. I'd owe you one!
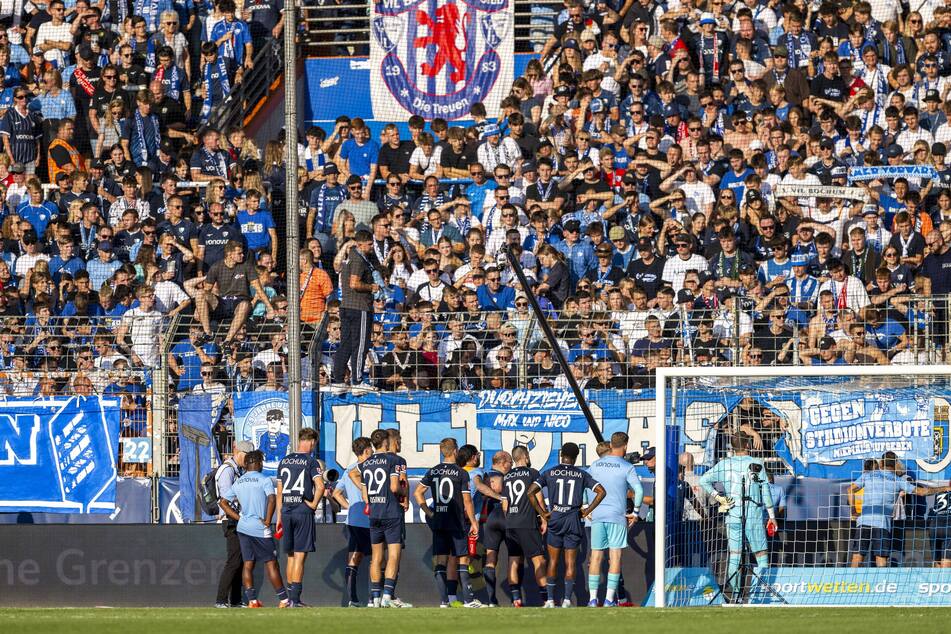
[340,430,643,608]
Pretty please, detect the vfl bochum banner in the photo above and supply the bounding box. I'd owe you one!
[476,390,588,433]
[369,0,514,121]
[233,391,315,477]
[0,397,119,514]
[799,390,933,463]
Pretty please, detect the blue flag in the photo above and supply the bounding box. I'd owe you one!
[177,394,219,523]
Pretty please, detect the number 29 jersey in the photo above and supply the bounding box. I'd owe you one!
[535,464,598,519]
[420,462,471,531]
[503,465,541,529]
[359,452,403,520]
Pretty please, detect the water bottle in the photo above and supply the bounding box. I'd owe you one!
[467,533,478,557]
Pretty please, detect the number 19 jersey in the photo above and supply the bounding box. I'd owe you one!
[420,461,470,531]
[503,465,541,529]
[359,452,403,520]
[536,464,598,519]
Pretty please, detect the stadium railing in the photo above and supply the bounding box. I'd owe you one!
[300,0,555,56]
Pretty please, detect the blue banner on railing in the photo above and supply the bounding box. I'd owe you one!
[0,396,119,514]
[800,390,933,463]
[319,390,650,476]
[177,394,219,523]
[475,390,588,432]
[233,391,315,477]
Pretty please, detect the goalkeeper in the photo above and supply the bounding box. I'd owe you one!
[698,432,777,595]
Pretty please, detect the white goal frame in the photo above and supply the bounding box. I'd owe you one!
[652,364,951,608]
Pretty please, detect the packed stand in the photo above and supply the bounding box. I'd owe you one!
[308,1,951,390]
[0,0,297,459]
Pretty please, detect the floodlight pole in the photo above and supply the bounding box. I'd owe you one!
[284,0,302,442]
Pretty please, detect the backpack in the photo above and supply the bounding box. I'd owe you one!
[200,461,234,516]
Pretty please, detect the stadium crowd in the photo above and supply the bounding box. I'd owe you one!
[3,0,951,420]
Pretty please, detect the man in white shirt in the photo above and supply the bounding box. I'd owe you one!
[34,0,71,68]
[895,106,934,152]
[116,285,164,368]
[662,234,709,292]
[153,261,191,315]
[476,125,522,175]
[818,258,870,312]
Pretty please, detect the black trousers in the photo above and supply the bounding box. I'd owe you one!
[216,521,243,605]
[333,307,373,384]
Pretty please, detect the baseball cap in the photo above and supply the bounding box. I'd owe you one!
[345,175,362,187]
[745,189,763,204]
[563,219,581,233]
[934,142,948,156]
[739,263,756,274]
[925,90,941,103]
[636,237,653,251]
[862,204,880,216]
[819,336,837,351]
[323,164,339,176]
[522,160,537,173]
[481,124,501,139]
[608,226,626,241]
[676,289,695,304]
[663,103,681,118]
[595,243,613,255]
[819,137,836,150]
[97,240,113,252]
[554,84,572,98]
[641,447,656,461]
[885,144,904,158]
[772,45,788,58]
[790,253,810,266]
[563,38,581,52]
[9,162,24,174]
[699,11,716,24]
[233,440,254,453]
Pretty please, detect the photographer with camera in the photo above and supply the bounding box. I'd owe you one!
[698,431,777,599]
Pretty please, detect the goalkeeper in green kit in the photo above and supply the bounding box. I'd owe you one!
[698,432,777,596]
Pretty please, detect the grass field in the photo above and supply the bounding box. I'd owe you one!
[1,608,950,634]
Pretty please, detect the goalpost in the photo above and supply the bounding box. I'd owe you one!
[653,365,951,608]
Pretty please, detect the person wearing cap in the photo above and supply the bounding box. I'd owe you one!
[801,335,848,365]
[214,439,253,607]
[606,225,635,269]
[913,57,949,111]
[786,251,819,324]
[693,12,728,85]
[626,236,665,298]
[585,241,624,291]
[555,219,596,287]
[475,122,521,175]
[763,44,810,106]
[809,135,848,184]
[85,238,121,290]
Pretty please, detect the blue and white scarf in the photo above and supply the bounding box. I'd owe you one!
[200,56,230,121]
[133,110,160,165]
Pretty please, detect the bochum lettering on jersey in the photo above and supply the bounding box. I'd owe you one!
[0,414,39,465]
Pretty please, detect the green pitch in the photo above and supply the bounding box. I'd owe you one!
[0,608,948,634]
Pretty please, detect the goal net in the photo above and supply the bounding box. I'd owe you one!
[652,365,951,607]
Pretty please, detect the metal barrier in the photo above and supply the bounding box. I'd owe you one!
[206,37,285,132]
[300,0,555,56]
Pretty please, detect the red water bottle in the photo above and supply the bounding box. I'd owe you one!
[766,521,776,538]
[363,503,370,516]
[467,533,478,557]
[275,522,284,539]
